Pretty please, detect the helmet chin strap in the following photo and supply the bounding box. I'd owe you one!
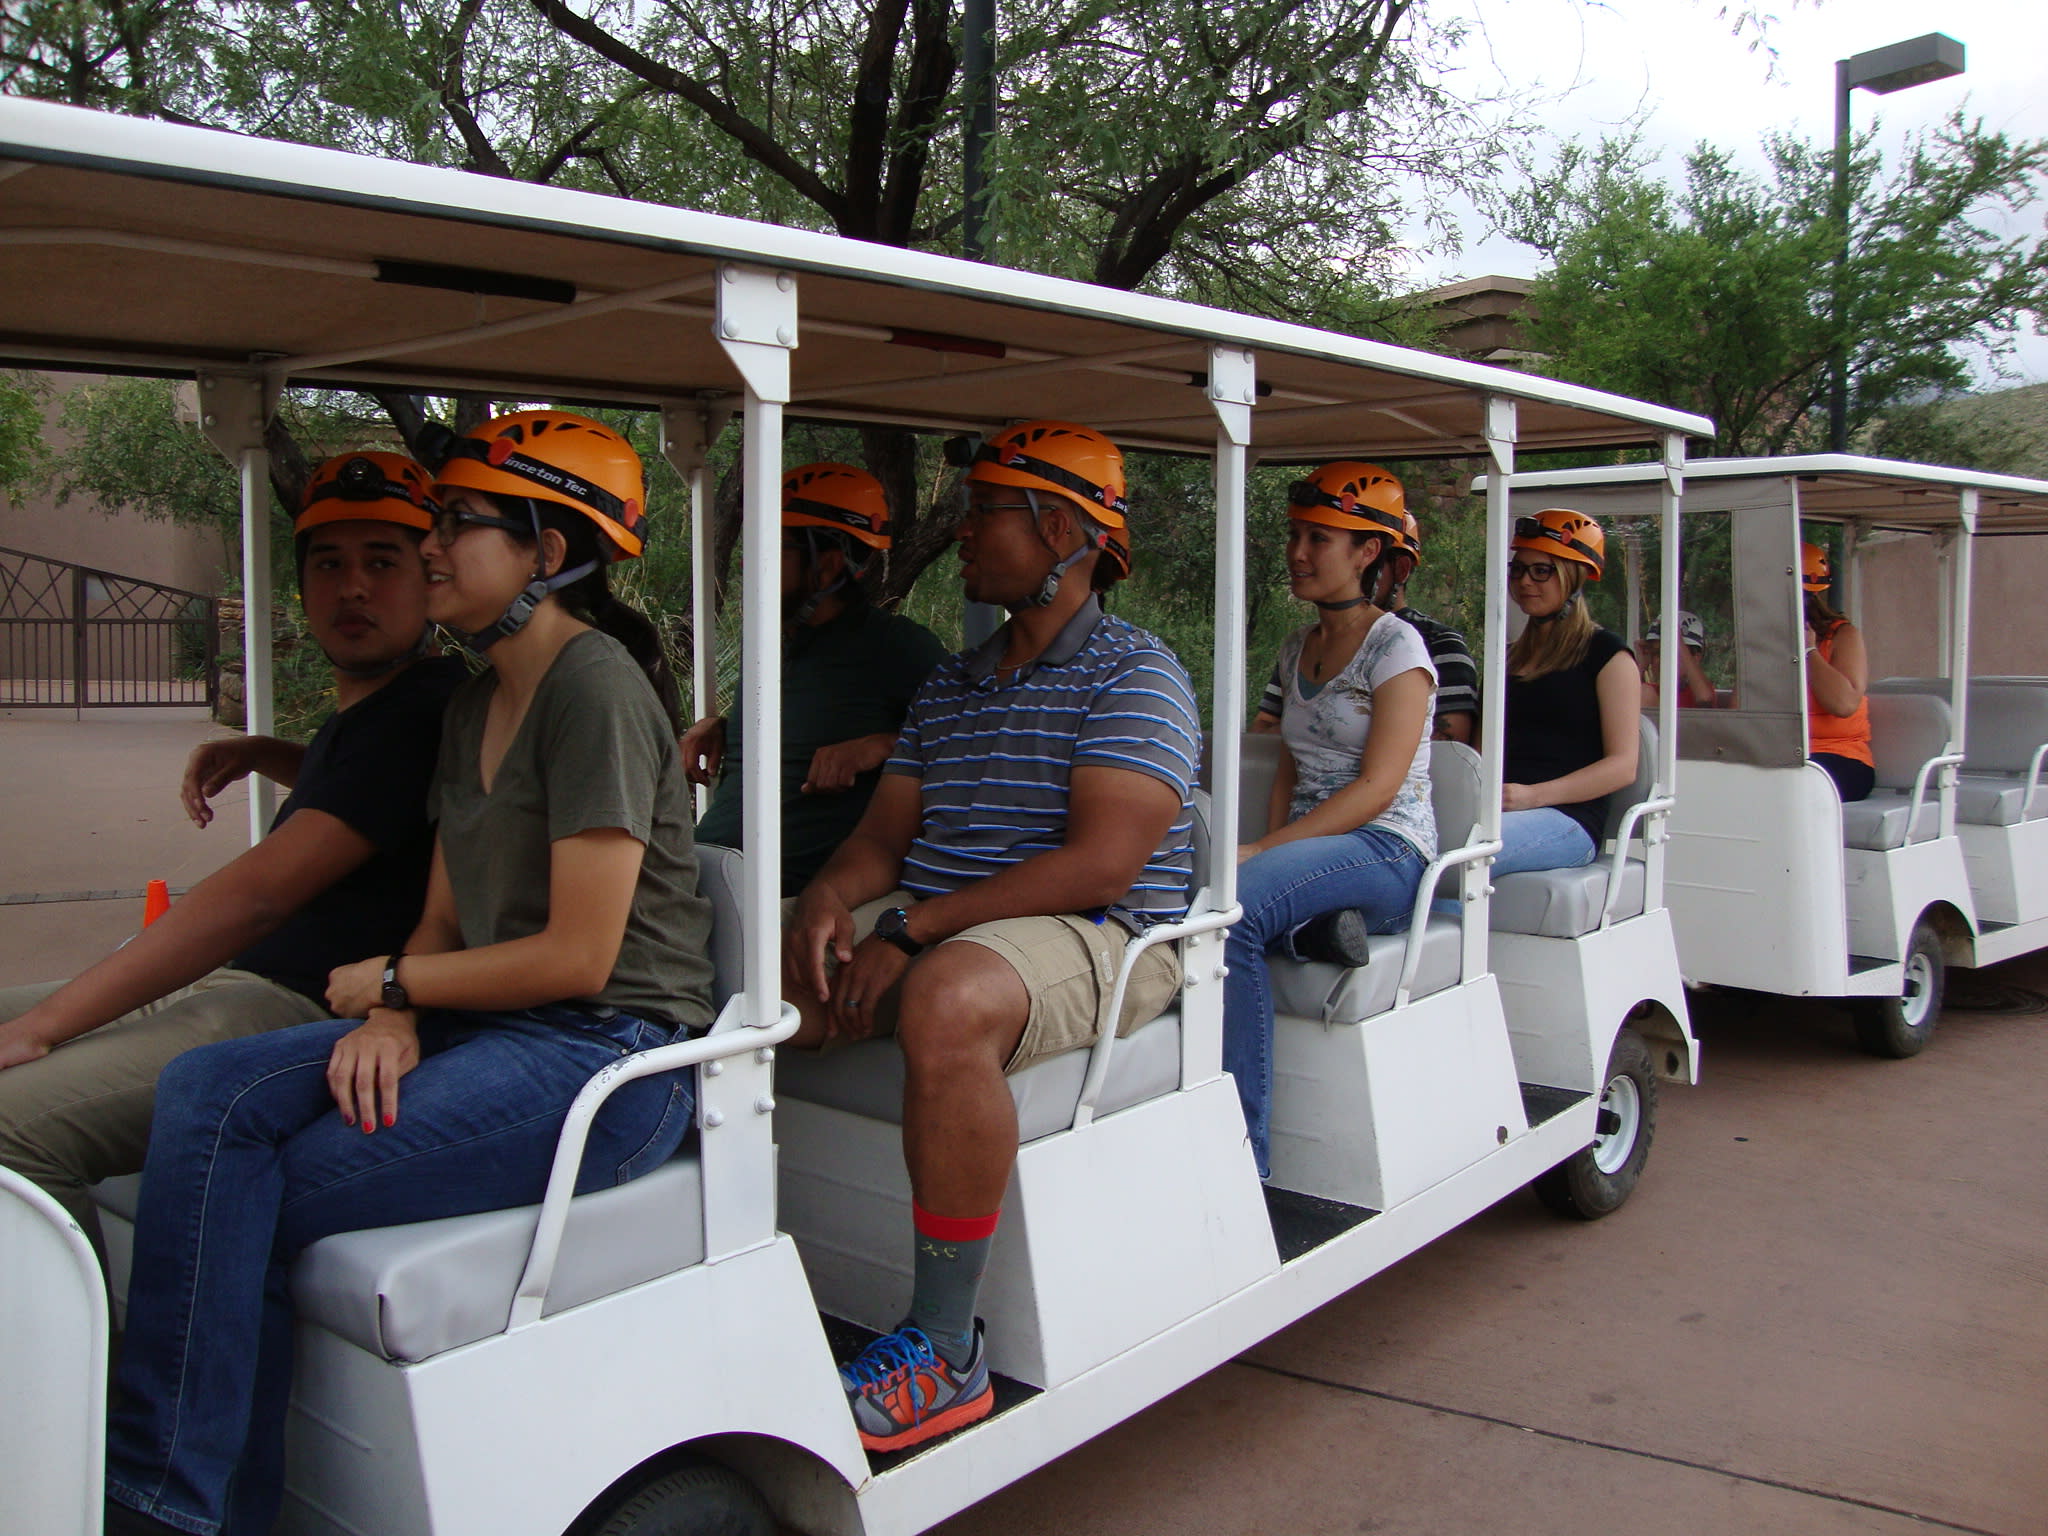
[790,530,857,628]
[1025,489,1106,608]
[324,625,434,680]
[1526,592,1581,625]
[458,500,599,651]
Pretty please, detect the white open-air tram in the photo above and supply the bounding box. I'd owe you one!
[1500,456,2048,1058]
[0,97,1708,1536]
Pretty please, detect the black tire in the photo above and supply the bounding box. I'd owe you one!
[1852,917,1945,1059]
[586,1456,775,1536]
[1534,1027,1658,1221]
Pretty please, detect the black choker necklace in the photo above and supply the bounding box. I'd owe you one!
[1313,594,1370,611]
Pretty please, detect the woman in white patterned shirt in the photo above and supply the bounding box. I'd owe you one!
[1227,463,1436,1179]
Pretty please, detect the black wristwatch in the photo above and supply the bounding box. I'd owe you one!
[380,953,410,1011]
[873,906,925,958]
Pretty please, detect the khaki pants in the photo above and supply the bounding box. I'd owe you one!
[0,970,326,1237]
[795,893,1184,1072]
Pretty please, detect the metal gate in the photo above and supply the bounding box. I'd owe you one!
[0,546,218,709]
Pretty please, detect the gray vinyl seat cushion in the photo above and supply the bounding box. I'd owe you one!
[1267,913,1463,1024]
[290,1156,705,1362]
[1952,773,2046,827]
[1841,692,1953,851]
[1491,857,1648,937]
[774,1007,1184,1141]
[1487,717,1658,939]
[1840,790,1938,850]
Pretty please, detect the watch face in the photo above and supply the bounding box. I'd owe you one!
[878,908,906,937]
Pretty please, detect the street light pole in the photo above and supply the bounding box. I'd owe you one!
[1826,32,1965,454]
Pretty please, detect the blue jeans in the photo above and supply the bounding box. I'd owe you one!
[106,1006,695,1536]
[1494,807,1597,877]
[1225,827,1427,1178]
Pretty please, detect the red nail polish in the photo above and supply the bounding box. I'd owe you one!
[384,1113,395,1127]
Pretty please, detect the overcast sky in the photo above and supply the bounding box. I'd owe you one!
[1408,0,2048,386]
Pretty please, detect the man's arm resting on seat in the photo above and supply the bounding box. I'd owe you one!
[181,735,309,829]
[0,808,376,1068]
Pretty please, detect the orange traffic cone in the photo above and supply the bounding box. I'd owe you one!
[143,879,171,927]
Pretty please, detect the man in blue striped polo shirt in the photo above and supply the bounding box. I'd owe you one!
[785,419,1201,1452]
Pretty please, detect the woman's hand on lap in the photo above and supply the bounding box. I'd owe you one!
[327,1009,421,1131]
[1236,840,1266,867]
[1502,782,1540,813]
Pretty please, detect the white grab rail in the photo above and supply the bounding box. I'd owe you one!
[507,997,799,1330]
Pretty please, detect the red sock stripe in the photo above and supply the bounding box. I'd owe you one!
[913,1202,1001,1243]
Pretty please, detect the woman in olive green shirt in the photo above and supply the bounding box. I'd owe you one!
[107,413,713,1536]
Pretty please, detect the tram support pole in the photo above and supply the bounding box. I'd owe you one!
[196,371,279,846]
[706,264,795,1259]
[661,402,733,816]
[1471,397,1516,963]
[1945,490,1978,838]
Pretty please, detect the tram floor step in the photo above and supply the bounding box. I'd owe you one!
[1519,1083,1589,1129]
[1262,1186,1379,1264]
[1847,953,1893,975]
[822,1313,1042,1474]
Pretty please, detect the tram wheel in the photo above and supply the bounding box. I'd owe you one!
[584,1455,775,1536]
[1851,918,1944,1059]
[1534,1027,1657,1221]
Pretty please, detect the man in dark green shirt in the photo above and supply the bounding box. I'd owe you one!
[685,462,947,894]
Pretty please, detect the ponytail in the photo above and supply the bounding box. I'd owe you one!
[564,566,682,734]
[492,493,682,733]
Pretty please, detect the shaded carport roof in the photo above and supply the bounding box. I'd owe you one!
[1501,455,2048,535]
[0,96,1711,459]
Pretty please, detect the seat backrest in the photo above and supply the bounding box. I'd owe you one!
[1428,739,1483,853]
[694,844,746,1009]
[1235,731,1288,843]
[1865,691,1952,790]
[1867,676,1950,697]
[1602,715,1660,845]
[1964,681,2048,775]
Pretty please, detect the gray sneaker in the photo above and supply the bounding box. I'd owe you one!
[839,1321,993,1452]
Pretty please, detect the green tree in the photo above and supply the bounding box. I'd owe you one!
[0,372,51,496]
[1501,120,2048,457]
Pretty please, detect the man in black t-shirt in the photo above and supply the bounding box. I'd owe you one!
[1380,509,1478,743]
[0,453,462,1238]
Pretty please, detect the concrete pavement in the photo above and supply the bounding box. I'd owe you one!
[0,708,246,984]
[932,983,2048,1536]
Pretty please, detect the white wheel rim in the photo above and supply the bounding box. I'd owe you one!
[1900,949,1937,1031]
[1591,1071,1642,1176]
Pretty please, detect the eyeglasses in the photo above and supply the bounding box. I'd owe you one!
[430,505,526,545]
[1507,560,1558,583]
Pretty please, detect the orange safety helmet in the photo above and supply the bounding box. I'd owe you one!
[1800,541,1832,593]
[783,462,891,552]
[963,419,1132,578]
[1286,462,1407,547]
[434,409,646,561]
[1512,507,1606,580]
[1396,510,1422,562]
[296,451,437,535]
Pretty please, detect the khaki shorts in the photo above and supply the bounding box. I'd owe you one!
[786,892,1184,1074]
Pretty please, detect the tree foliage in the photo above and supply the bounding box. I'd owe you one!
[1501,119,2048,458]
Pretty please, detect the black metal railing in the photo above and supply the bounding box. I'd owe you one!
[0,547,218,709]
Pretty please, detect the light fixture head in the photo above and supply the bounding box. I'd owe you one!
[1845,32,1965,95]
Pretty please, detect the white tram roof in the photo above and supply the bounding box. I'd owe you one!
[0,97,1711,458]
[1499,454,2048,534]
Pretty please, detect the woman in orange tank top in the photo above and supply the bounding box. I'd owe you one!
[1802,541,1873,802]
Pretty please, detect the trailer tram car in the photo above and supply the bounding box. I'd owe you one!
[0,97,1709,1536]
[1500,457,2048,1060]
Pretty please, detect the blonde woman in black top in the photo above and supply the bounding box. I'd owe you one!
[1496,509,1639,876]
